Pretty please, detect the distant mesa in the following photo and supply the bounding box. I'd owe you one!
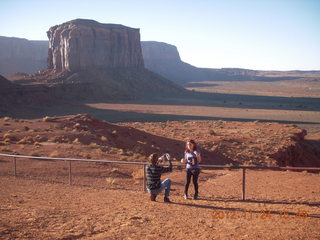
[142,41,181,62]
[47,19,144,72]
[0,37,48,75]
[0,19,185,111]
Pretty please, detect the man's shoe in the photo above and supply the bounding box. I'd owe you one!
[150,194,157,201]
[164,197,171,203]
[183,194,188,200]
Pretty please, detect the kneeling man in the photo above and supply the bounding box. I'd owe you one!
[146,153,172,203]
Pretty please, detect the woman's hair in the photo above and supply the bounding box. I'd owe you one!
[185,139,197,152]
[148,153,158,165]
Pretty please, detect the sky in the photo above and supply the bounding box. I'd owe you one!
[1,0,320,70]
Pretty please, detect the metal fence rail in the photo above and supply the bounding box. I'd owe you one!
[1,153,320,201]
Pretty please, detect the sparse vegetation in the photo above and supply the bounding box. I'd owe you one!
[3,117,11,122]
[209,129,216,136]
[49,151,59,158]
[101,136,108,141]
[43,116,52,122]
[106,177,116,184]
[73,138,81,144]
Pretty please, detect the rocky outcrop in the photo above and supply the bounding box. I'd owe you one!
[47,19,144,72]
[142,41,181,62]
[141,41,219,84]
[0,36,48,75]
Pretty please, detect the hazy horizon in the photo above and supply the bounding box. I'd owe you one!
[1,0,319,71]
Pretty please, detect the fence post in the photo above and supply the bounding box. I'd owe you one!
[13,157,16,177]
[242,168,246,201]
[143,164,146,192]
[69,160,72,185]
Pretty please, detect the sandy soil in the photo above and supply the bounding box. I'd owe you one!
[185,78,320,98]
[0,166,319,240]
[86,103,320,124]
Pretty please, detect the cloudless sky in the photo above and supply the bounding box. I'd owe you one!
[1,0,319,70]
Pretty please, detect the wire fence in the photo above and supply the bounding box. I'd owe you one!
[1,153,320,201]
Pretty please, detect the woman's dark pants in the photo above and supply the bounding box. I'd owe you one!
[184,168,200,196]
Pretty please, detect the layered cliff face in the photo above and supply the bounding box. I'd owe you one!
[141,41,210,84]
[142,41,181,62]
[47,19,144,72]
[0,36,48,75]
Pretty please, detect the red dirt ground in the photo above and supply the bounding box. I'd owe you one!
[0,115,320,239]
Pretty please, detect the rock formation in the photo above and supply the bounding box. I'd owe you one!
[142,41,181,62]
[47,19,144,72]
[0,36,48,75]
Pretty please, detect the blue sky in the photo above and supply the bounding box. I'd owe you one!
[1,0,319,70]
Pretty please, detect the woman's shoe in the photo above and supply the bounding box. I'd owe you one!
[193,193,198,200]
[183,194,188,200]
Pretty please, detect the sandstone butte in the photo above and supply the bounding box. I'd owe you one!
[47,19,144,71]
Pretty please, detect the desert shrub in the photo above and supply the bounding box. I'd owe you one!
[49,151,59,158]
[3,133,11,139]
[35,135,47,142]
[100,136,108,141]
[73,123,81,129]
[111,130,117,136]
[28,151,40,157]
[73,138,81,144]
[118,149,126,155]
[89,142,99,147]
[209,130,216,136]
[1,147,12,152]
[106,177,116,184]
[43,116,53,122]
[3,117,11,122]
[34,142,42,147]
[18,136,34,144]
[215,120,225,128]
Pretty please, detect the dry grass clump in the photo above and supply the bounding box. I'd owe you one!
[43,116,53,122]
[49,151,59,158]
[34,142,42,147]
[18,136,34,144]
[1,147,12,152]
[3,117,11,122]
[209,129,216,136]
[106,177,116,184]
[131,169,144,179]
[100,136,108,141]
[35,135,48,142]
[28,151,40,157]
[73,138,81,145]
[89,142,99,147]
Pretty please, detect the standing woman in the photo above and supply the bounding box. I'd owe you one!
[181,139,202,200]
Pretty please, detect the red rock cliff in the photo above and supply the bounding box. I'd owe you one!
[47,19,144,71]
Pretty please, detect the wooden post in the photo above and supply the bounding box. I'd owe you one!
[242,168,246,201]
[143,165,146,192]
[13,157,16,177]
[69,160,72,185]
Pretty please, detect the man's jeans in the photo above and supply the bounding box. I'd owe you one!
[147,178,171,198]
